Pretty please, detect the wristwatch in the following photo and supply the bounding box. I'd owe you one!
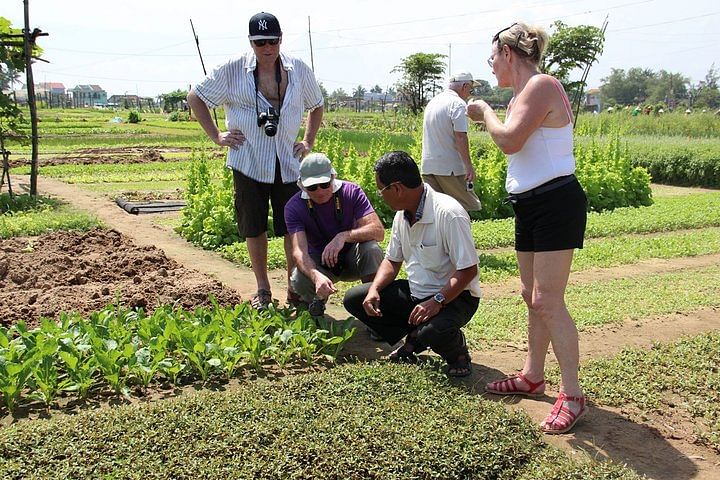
[433,292,446,306]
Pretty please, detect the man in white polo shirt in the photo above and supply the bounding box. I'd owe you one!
[187,12,324,310]
[344,151,481,377]
[421,71,482,212]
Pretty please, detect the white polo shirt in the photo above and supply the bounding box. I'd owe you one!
[386,184,481,299]
[192,51,323,184]
[421,89,469,176]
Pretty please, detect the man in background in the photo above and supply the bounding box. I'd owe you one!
[421,71,481,212]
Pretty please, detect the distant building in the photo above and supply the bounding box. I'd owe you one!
[585,88,601,113]
[36,82,68,108]
[71,84,107,107]
[107,94,142,108]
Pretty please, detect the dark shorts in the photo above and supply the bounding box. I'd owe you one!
[232,160,299,238]
[512,178,587,252]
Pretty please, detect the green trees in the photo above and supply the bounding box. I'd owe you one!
[646,71,690,105]
[1,16,32,195]
[692,65,720,109]
[393,52,446,114]
[541,20,605,103]
[0,17,29,144]
[161,88,188,112]
[318,81,329,103]
[601,68,655,105]
[352,84,366,112]
[470,79,513,108]
[600,66,718,109]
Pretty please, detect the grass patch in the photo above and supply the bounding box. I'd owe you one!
[549,332,720,453]
[222,192,720,270]
[472,192,720,250]
[649,184,716,198]
[80,180,187,194]
[12,159,226,184]
[0,194,100,238]
[466,265,720,346]
[0,193,60,214]
[152,215,182,229]
[0,363,638,479]
[477,227,720,283]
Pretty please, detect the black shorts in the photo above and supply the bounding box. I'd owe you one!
[512,178,587,252]
[232,160,299,238]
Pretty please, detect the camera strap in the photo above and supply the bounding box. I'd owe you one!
[306,191,343,244]
[253,57,284,119]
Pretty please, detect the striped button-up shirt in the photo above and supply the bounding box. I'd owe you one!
[192,52,323,184]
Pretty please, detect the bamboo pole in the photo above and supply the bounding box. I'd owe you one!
[24,0,39,195]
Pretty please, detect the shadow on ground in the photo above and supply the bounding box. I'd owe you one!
[441,361,702,480]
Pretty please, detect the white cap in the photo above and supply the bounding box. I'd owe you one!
[448,71,481,86]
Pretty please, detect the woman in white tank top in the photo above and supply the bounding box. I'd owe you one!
[467,22,588,434]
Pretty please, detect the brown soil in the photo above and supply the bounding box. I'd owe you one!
[9,147,221,167]
[5,172,720,479]
[0,228,243,328]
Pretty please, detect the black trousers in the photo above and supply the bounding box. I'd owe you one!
[343,280,479,362]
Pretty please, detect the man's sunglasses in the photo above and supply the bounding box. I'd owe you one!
[252,38,280,47]
[306,181,331,192]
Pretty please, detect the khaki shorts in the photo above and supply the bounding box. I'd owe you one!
[422,174,482,211]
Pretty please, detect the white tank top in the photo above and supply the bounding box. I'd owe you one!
[505,78,576,194]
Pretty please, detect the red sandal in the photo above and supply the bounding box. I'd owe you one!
[485,372,545,397]
[540,392,588,434]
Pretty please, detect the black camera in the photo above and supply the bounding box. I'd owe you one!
[257,107,279,137]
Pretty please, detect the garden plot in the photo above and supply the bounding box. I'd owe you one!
[0,228,243,328]
[8,146,212,168]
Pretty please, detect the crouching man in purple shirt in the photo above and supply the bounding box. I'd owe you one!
[284,153,384,317]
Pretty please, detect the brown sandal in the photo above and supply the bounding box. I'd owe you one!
[446,353,472,378]
[250,289,273,310]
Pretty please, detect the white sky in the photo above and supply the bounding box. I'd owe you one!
[5,0,719,98]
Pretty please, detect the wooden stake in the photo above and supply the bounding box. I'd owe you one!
[24,0,39,196]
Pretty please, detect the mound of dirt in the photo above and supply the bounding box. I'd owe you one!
[0,228,244,328]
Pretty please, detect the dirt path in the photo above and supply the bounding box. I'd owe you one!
[28,175,720,479]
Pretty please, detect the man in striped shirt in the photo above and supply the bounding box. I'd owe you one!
[187,12,324,309]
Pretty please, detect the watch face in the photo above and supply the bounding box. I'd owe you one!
[434,293,445,304]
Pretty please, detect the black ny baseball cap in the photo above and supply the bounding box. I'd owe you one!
[248,12,282,40]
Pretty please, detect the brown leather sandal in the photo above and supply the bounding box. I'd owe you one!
[250,289,273,310]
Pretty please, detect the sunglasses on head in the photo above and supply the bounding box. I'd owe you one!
[492,23,522,49]
[252,38,280,47]
[306,181,331,192]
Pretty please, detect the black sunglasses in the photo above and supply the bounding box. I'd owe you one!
[252,38,280,47]
[306,181,331,192]
[492,23,522,49]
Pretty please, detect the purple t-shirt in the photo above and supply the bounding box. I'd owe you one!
[285,181,376,255]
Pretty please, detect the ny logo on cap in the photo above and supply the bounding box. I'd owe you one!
[258,20,267,30]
